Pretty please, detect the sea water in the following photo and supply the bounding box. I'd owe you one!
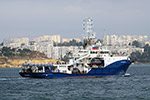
[0,64,150,100]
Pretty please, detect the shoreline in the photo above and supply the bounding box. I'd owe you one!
[0,58,59,68]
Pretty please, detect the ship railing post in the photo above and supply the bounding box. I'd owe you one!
[57,65,59,71]
[43,66,45,73]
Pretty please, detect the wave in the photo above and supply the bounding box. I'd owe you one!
[0,78,7,81]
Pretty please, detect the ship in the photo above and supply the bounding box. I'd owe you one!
[19,18,132,78]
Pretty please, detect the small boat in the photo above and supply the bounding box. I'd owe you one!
[19,18,132,78]
[123,73,131,77]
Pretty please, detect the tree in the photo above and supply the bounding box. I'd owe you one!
[144,44,150,58]
[55,39,82,46]
[21,43,25,47]
[130,44,150,63]
[0,42,3,46]
[22,48,31,52]
[132,40,141,47]
[128,43,131,46]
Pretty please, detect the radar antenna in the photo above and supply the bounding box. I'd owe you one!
[103,29,107,46]
[82,17,94,39]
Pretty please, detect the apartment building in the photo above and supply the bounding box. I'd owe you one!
[3,37,29,48]
[107,46,144,56]
[106,35,148,46]
[33,35,60,44]
[51,46,79,59]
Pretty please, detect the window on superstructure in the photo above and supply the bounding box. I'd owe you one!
[100,51,109,54]
[79,51,83,53]
[90,51,97,54]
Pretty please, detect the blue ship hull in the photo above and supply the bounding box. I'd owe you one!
[19,60,131,78]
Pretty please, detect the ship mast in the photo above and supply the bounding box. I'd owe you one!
[82,17,96,48]
[103,29,107,46]
[82,17,95,39]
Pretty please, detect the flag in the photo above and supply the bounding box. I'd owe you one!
[92,46,99,50]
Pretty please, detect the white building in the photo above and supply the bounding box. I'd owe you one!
[27,41,53,57]
[3,37,29,48]
[106,35,148,46]
[2,35,81,59]
[51,46,79,59]
[108,46,144,56]
[24,41,80,60]
[33,35,60,44]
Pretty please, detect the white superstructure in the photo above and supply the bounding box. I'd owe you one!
[53,18,130,74]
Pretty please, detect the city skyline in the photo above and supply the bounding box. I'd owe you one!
[2,34,147,59]
[0,0,150,42]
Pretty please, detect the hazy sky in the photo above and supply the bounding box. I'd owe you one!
[0,0,150,42]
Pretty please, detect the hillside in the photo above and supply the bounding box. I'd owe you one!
[0,47,48,59]
[0,47,58,67]
[130,44,150,63]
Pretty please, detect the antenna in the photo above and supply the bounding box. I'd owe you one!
[103,29,106,45]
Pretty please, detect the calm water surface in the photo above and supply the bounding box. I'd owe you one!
[0,64,150,100]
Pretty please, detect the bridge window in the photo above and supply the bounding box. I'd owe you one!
[90,51,98,54]
[100,51,109,54]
